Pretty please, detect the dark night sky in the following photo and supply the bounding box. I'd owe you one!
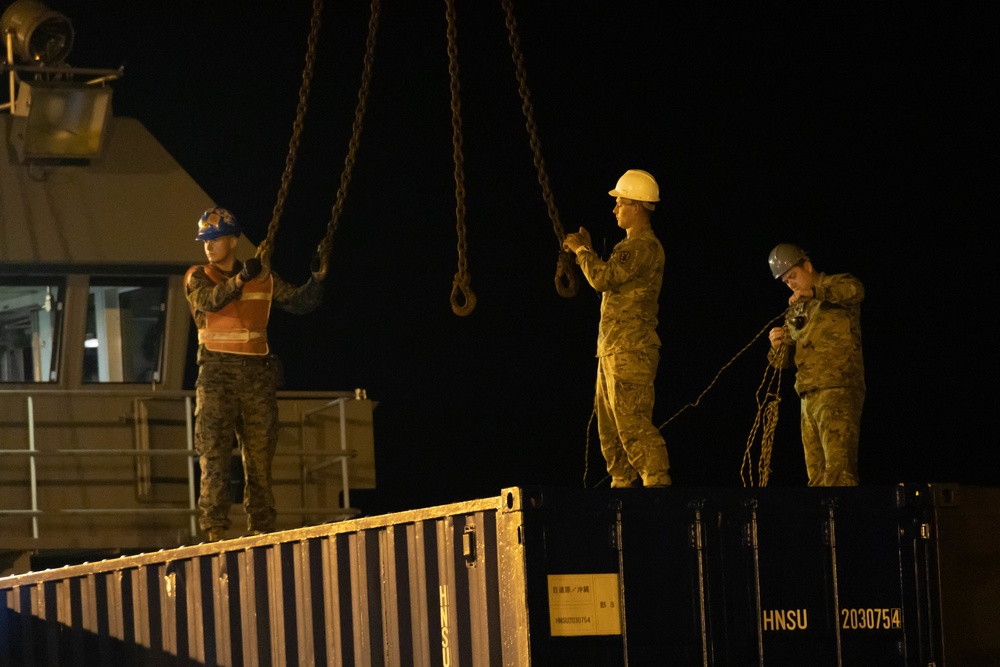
[51,1,996,511]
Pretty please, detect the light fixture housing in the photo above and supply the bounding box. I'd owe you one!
[9,81,112,164]
[0,0,74,64]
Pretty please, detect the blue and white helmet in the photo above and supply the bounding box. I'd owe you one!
[195,207,241,241]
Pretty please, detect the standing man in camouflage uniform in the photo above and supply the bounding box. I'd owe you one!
[185,207,325,541]
[563,169,671,488]
[767,243,865,486]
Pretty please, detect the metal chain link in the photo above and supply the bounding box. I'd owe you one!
[315,0,382,278]
[446,0,476,316]
[502,0,578,298]
[257,0,324,280]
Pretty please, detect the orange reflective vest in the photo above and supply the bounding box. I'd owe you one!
[188,264,273,356]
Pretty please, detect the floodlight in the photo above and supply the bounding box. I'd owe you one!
[9,81,112,163]
[2,1,120,165]
[0,0,74,64]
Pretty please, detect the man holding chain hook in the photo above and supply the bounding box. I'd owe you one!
[563,169,672,489]
[767,243,865,486]
[185,207,327,541]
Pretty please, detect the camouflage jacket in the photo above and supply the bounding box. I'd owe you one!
[576,227,664,356]
[769,271,865,395]
[185,261,323,364]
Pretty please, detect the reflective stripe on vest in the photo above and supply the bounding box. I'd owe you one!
[198,264,273,356]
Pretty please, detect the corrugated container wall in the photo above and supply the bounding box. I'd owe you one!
[1,484,998,666]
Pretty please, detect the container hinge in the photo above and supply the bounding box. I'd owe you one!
[688,522,703,550]
[918,522,932,541]
[463,525,477,567]
[743,522,758,548]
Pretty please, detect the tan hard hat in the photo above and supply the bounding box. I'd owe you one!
[609,169,660,203]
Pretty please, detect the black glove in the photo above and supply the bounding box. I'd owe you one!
[239,257,262,282]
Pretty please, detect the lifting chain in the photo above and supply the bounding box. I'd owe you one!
[502,0,578,298]
[256,0,324,281]
[445,0,476,316]
[314,0,382,275]
[256,0,381,282]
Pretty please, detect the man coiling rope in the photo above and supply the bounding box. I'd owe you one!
[765,243,866,487]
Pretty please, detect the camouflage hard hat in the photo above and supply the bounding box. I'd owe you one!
[196,207,241,241]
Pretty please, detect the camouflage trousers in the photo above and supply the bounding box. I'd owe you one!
[195,358,279,533]
[799,386,865,486]
[596,349,671,487]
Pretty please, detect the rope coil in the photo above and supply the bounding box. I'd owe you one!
[583,311,789,488]
[740,345,785,488]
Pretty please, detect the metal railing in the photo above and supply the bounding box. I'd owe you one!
[0,389,364,542]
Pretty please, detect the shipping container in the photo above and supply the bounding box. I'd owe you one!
[1,483,998,666]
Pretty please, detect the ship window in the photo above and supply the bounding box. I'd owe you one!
[84,278,167,384]
[0,280,64,383]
